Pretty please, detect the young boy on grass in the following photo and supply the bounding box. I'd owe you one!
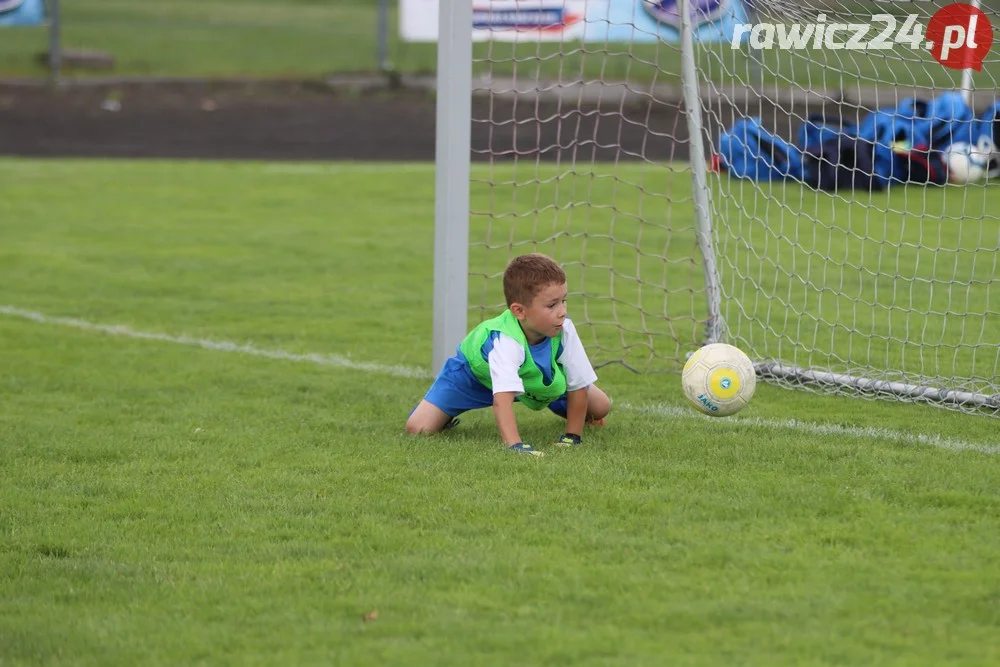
[406,253,611,456]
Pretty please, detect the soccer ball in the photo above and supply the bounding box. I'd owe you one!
[682,343,756,417]
[944,137,995,185]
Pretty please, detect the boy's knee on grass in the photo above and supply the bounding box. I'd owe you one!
[405,400,453,435]
[405,414,439,435]
[592,397,612,421]
[588,386,613,421]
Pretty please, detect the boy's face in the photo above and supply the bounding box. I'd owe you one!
[511,281,568,344]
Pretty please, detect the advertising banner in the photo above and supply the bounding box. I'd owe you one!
[401,0,748,44]
[0,0,48,26]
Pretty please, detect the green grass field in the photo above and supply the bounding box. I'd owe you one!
[1,158,999,666]
[1,0,997,90]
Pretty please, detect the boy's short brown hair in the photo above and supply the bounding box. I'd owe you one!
[503,253,566,307]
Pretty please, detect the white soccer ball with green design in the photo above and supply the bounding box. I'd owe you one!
[682,343,756,417]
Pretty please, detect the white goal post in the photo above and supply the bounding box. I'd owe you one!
[431,0,473,372]
[431,0,1000,417]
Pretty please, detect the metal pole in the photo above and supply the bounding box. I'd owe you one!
[432,0,473,372]
[742,0,763,92]
[960,0,982,107]
[679,0,723,344]
[757,362,1000,412]
[48,0,61,85]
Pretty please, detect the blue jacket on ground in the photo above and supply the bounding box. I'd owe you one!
[718,91,1000,191]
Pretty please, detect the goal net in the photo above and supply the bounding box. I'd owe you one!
[445,0,1000,416]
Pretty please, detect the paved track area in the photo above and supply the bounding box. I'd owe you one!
[0,78,833,164]
[0,80,709,162]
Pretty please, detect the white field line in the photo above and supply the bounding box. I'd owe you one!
[621,402,1000,455]
[0,305,433,380]
[2,304,997,455]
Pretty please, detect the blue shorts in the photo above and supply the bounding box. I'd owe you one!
[420,356,571,418]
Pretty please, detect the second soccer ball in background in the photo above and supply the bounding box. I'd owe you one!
[944,137,996,185]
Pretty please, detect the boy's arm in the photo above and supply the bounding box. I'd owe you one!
[564,387,588,437]
[485,334,528,446]
[492,392,522,446]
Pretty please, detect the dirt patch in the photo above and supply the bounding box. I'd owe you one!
[0,81,430,161]
[0,79,715,162]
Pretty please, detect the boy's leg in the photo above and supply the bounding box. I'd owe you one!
[547,385,612,422]
[405,356,494,435]
[585,385,612,422]
[406,400,456,434]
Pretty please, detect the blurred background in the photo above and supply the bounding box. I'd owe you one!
[0,0,428,80]
[0,0,997,88]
